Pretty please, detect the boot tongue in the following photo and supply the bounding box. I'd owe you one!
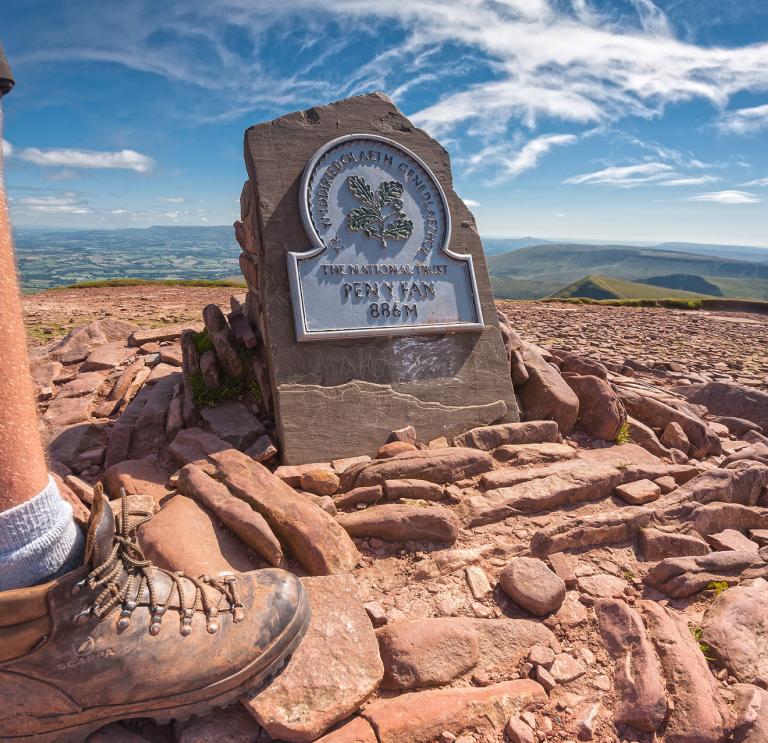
[85,487,116,568]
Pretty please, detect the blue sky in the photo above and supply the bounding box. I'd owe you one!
[2,0,768,246]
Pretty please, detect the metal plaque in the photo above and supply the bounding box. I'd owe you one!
[288,134,484,342]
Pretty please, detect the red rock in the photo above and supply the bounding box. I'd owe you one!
[578,574,627,599]
[518,344,579,435]
[337,504,459,544]
[129,323,201,347]
[158,344,183,367]
[178,464,283,566]
[377,441,417,458]
[361,679,545,743]
[199,400,265,450]
[128,373,181,458]
[626,416,673,458]
[243,575,383,742]
[332,455,371,473]
[563,374,626,441]
[577,442,661,467]
[689,502,768,535]
[376,619,479,690]
[452,421,561,450]
[81,342,136,372]
[730,684,768,743]
[334,485,384,510]
[103,455,172,502]
[244,434,278,463]
[702,577,768,687]
[176,706,261,742]
[275,461,334,488]
[679,381,768,432]
[638,527,710,560]
[300,468,340,496]
[43,395,92,428]
[706,529,760,553]
[548,552,577,588]
[642,601,730,743]
[171,428,359,575]
[315,717,378,743]
[531,506,653,557]
[493,442,576,466]
[660,421,690,453]
[30,358,64,388]
[383,479,445,501]
[138,494,260,576]
[559,354,609,379]
[465,464,622,526]
[654,475,678,493]
[614,478,661,505]
[499,557,566,616]
[549,653,586,683]
[343,448,493,489]
[595,599,666,733]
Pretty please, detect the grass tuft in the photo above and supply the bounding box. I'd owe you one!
[615,420,632,445]
[706,580,729,597]
[188,372,260,408]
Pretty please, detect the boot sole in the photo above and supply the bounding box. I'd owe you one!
[1,585,311,743]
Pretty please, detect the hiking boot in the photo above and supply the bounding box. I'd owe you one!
[0,490,310,742]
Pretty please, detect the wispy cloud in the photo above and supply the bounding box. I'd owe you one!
[16,192,92,214]
[716,104,768,135]
[687,190,761,204]
[740,177,768,187]
[658,175,720,186]
[500,134,578,180]
[1,139,12,158]
[6,144,154,172]
[158,196,184,203]
[564,162,675,188]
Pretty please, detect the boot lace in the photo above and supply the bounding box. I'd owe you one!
[76,491,245,636]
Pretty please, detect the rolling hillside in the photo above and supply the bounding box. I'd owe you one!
[549,275,712,301]
[487,243,768,300]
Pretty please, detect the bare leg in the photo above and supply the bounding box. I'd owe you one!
[0,106,49,510]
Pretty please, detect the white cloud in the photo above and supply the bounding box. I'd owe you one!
[13,147,154,172]
[716,104,768,135]
[158,196,184,203]
[687,190,761,204]
[498,134,578,180]
[658,175,720,186]
[1,139,12,158]
[463,198,480,208]
[740,177,768,187]
[17,192,92,214]
[564,162,675,187]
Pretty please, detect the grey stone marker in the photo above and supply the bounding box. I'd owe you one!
[236,92,518,464]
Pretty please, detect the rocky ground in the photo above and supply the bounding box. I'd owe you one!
[23,288,768,743]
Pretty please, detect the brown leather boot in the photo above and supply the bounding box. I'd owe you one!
[0,491,310,742]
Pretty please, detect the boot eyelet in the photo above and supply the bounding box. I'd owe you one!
[73,609,91,626]
[71,579,87,596]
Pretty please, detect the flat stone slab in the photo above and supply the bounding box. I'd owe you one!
[239,93,518,464]
[199,400,265,450]
[243,574,384,742]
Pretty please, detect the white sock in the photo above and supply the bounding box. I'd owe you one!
[0,476,85,591]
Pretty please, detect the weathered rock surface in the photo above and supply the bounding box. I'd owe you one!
[563,373,626,440]
[376,619,480,690]
[103,455,172,502]
[626,416,673,458]
[170,428,359,575]
[614,478,661,505]
[645,550,764,597]
[689,502,768,535]
[452,421,561,450]
[493,442,576,467]
[177,464,283,566]
[701,577,768,687]
[595,599,666,732]
[499,557,566,616]
[337,504,459,543]
[343,448,493,489]
[638,527,710,560]
[465,464,622,526]
[382,479,445,502]
[731,684,768,743]
[242,575,383,742]
[358,679,546,743]
[81,342,136,372]
[531,506,653,557]
[199,400,265,450]
[138,494,259,576]
[175,706,262,743]
[679,381,768,431]
[517,343,579,435]
[641,601,730,743]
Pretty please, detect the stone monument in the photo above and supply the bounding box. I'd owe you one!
[235,93,517,464]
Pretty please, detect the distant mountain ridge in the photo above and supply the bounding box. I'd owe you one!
[487,242,768,301]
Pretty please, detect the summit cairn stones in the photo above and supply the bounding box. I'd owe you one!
[236,92,518,464]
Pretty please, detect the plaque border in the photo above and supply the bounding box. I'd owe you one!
[288,133,485,342]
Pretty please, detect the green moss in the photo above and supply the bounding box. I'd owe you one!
[191,329,214,354]
[707,580,729,597]
[691,626,716,661]
[188,370,262,409]
[615,420,632,445]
